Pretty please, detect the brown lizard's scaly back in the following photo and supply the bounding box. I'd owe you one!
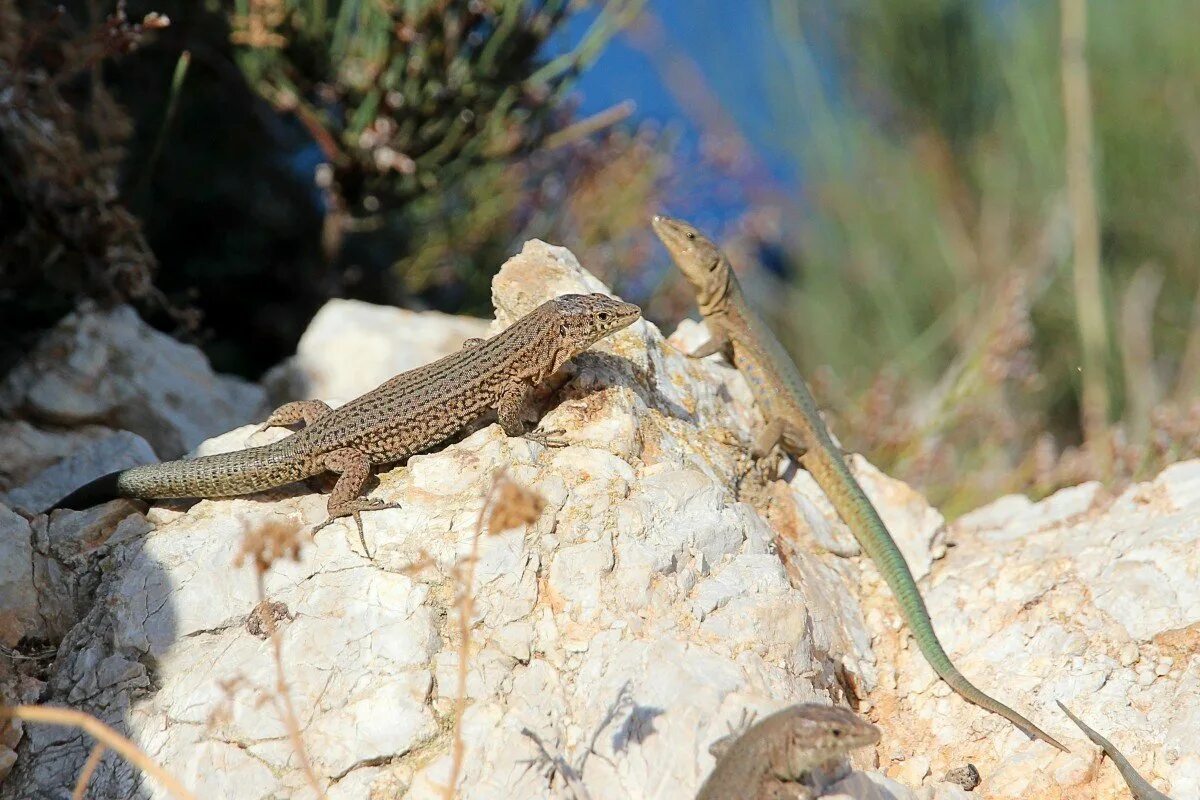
[293,293,640,462]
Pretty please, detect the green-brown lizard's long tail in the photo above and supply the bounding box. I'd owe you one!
[804,447,1070,753]
[55,442,320,509]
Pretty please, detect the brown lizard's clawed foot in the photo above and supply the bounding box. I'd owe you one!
[313,498,402,559]
[523,428,568,448]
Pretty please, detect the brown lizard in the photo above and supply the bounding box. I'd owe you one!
[696,704,881,800]
[653,214,1068,751]
[52,294,640,554]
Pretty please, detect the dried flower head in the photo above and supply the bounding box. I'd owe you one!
[234,516,305,571]
[487,475,545,533]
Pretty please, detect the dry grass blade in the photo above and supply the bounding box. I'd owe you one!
[1,705,196,800]
[235,515,327,799]
[71,742,107,800]
[442,471,545,799]
[1060,0,1112,459]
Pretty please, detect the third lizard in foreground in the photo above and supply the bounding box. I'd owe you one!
[696,704,880,800]
[653,214,1068,752]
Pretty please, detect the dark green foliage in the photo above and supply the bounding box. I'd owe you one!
[0,2,174,373]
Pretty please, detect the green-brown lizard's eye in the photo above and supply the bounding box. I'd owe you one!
[598,312,610,321]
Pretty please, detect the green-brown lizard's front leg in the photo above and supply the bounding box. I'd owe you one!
[312,447,400,558]
[688,332,732,359]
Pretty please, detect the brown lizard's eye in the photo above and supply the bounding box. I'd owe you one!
[831,727,842,736]
[598,312,610,321]
[685,231,696,240]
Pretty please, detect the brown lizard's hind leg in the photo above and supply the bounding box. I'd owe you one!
[258,400,333,433]
[497,383,567,448]
[312,447,401,558]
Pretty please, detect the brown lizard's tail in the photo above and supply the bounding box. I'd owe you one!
[54,442,320,510]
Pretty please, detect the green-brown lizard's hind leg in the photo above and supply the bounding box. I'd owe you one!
[313,447,401,558]
[737,419,797,486]
[258,400,333,433]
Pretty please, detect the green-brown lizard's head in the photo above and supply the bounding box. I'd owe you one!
[652,215,724,316]
[651,214,726,299]
[547,293,641,357]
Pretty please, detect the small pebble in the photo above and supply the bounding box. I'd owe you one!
[944,763,981,791]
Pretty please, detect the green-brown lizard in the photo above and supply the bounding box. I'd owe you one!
[653,214,1067,752]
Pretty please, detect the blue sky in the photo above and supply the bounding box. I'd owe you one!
[548,1,803,229]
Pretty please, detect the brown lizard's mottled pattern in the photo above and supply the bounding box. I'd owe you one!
[56,294,640,550]
[653,214,1068,752]
[696,704,880,800]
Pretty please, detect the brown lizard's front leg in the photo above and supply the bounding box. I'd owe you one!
[312,447,400,558]
[258,400,333,433]
[497,382,567,448]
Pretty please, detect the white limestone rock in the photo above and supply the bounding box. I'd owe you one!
[0,304,266,459]
[3,430,157,514]
[0,505,37,645]
[261,298,490,406]
[2,241,1195,800]
[0,420,113,495]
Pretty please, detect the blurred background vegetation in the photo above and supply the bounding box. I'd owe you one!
[2,0,1198,514]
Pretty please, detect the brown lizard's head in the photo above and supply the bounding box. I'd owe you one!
[651,214,728,305]
[546,293,641,363]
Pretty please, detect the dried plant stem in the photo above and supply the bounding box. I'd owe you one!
[544,100,636,150]
[71,742,107,800]
[254,570,327,800]
[1,705,196,800]
[1118,263,1164,443]
[1061,0,1112,459]
[1174,275,1200,402]
[442,476,503,800]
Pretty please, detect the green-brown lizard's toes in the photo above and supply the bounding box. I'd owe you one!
[524,428,567,448]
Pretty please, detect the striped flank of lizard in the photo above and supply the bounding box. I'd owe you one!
[653,215,1067,752]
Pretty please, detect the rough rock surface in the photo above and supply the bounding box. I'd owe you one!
[0,242,1195,800]
[0,421,114,495]
[261,298,489,407]
[0,303,266,459]
[2,431,157,514]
